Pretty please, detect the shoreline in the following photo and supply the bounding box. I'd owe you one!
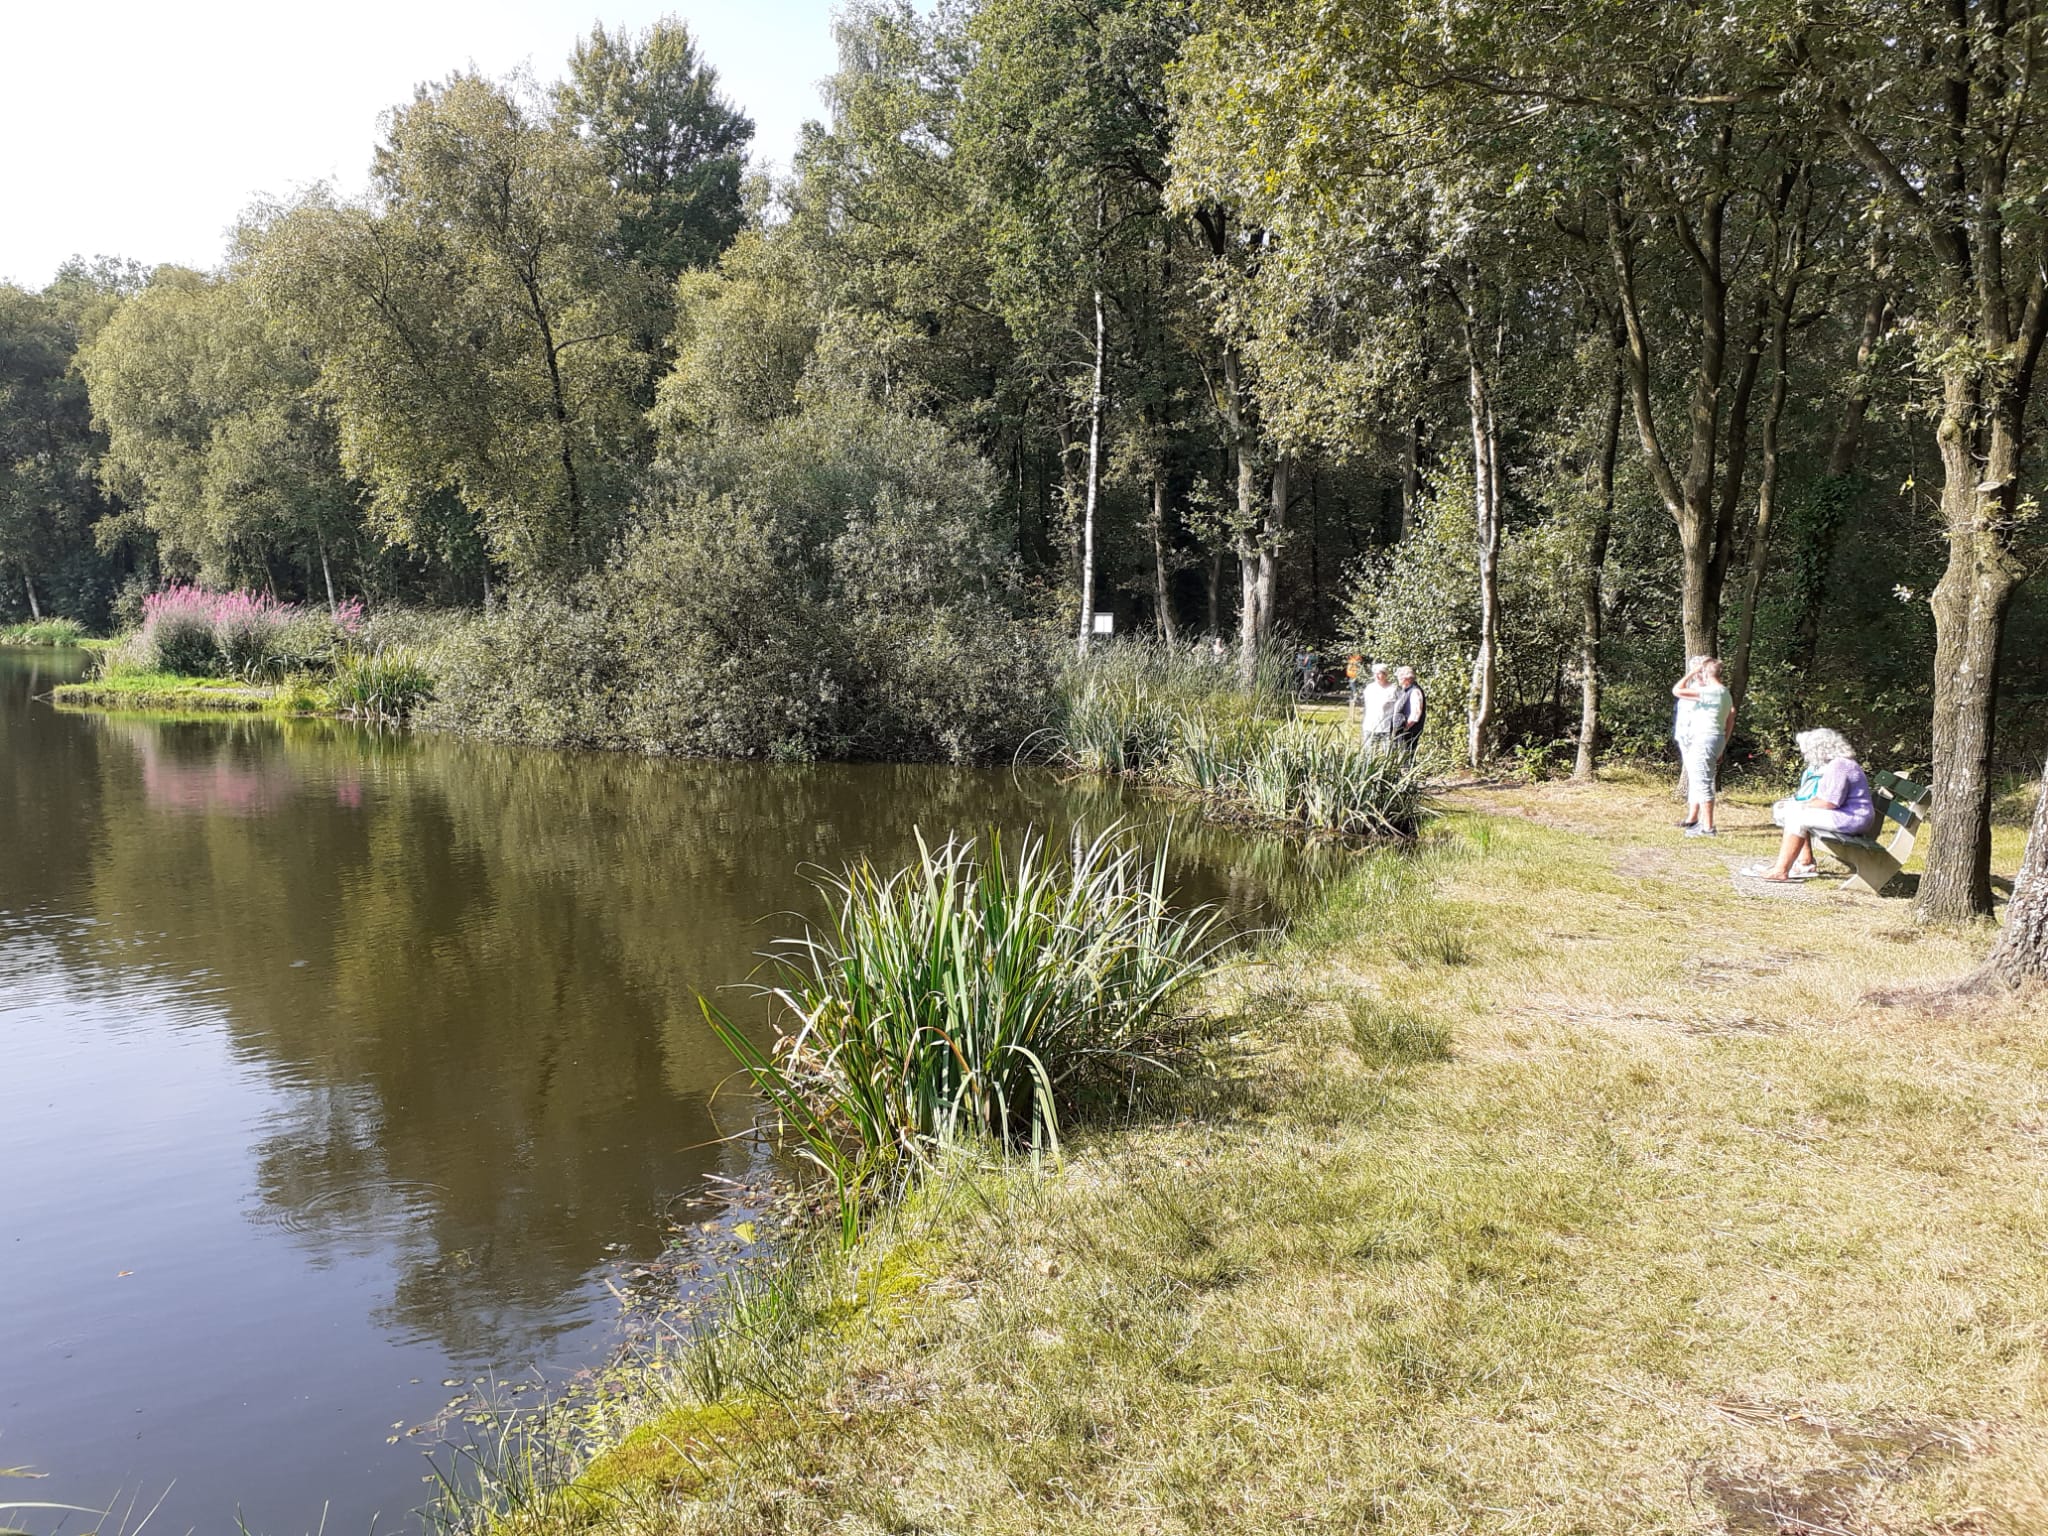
[441,779,2044,1536]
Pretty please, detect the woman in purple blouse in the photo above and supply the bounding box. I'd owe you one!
[1745,729,1878,883]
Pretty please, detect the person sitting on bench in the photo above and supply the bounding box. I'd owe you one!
[1744,729,1877,883]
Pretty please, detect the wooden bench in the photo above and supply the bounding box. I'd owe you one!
[1811,769,1931,896]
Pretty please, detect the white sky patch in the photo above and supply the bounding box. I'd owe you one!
[1,0,842,287]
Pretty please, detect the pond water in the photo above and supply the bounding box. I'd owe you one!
[0,646,1334,1535]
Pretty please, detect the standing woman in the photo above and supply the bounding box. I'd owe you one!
[1673,657,1734,836]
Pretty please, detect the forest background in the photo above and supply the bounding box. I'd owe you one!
[6,0,2048,927]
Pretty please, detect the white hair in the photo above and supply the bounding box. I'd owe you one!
[1796,728,1855,767]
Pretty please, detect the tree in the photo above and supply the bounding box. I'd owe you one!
[1798,2,2048,921]
[256,74,649,582]
[557,18,755,286]
[1978,764,2048,986]
[80,266,361,600]
[0,266,133,624]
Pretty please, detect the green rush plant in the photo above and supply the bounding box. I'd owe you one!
[704,828,1226,1244]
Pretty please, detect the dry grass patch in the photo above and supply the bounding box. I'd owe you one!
[476,776,2048,1536]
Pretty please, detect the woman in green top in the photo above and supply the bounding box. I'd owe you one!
[1673,657,1734,836]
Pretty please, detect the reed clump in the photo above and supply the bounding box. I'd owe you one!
[0,616,87,646]
[706,827,1226,1242]
[1054,641,1427,838]
[329,646,437,721]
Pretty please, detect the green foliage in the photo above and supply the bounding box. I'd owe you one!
[253,74,650,581]
[556,18,754,285]
[0,617,86,645]
[77,266,359,590]
[331,647,436,722]
[0,269,133,627]
[1053,642,1428,837]
[704,827,1226,1239]
[430,396,1050,761]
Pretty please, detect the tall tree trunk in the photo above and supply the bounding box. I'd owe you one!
[1728,283,1798,707]
[1454,272,1504,770]
[1234,445,1261,684]
[1790,276,1890,724]
[1575,370,1623,781]
[1205,548,1221,636]
[1256,457,1289,650]
[1150,476,1178,645]
[318,533,338,616]
[1399,414,1422,536]
[1466,353,1501,768]
[1919,371,2025,921]
[1219,343,1270,685]
[1979,754,2048,987]
[1606,164,1790,665]
[22,568,40,621]
[1823,86,2048,923]
[1076,278,1107,659]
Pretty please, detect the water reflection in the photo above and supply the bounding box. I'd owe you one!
[0,648,1342,1532]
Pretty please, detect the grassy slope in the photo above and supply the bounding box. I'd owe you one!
[502,776,2048,1536]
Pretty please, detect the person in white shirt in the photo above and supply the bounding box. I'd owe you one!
[1359,662,1400,751]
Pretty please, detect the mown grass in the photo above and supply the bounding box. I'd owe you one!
[450,775,2048,1536]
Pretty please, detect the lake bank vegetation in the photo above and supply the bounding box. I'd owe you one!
[0,617,86,646]
[438,784,2048,1536]
[4,0,2048,921]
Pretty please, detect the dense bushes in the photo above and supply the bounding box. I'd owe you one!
[424,399,1053,762]
[118,585,365,680]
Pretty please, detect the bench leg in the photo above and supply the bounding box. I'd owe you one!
[1835,844,1902,896]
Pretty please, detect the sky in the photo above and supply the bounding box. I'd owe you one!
[0,0,844,289]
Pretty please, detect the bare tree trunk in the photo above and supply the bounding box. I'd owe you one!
[1454,274,1503,769]
[1466,357,1501,769]
[1790,276,1890,724]
[1575,370,1623,781]
[1205,548,1221,635]
[1234,446,1261,684]
[22,569,40,621]
[1257,457,1289,649]
[1076,279,1107,659]
[1399,414,1422,536]
[1979,754,2048,987]
[318,533,338,616]
[1728,288,1798,706]
[1150,476,1178,645]
[1920,371,2025,922]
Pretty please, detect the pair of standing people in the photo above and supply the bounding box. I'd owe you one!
[1359,662,1426,754]
[1673,656,1734,836]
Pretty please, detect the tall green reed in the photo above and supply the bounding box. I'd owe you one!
[704,827,1225,1244]
[1050,642,1427,839]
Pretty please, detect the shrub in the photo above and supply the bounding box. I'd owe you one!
[211,591,293,678]
[331,647,436,721]
[141,586,227,675]
[705,829,1225,1241]
[427,409,1051,764]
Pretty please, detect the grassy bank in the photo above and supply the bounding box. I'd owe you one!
[51,671,283,712]
[457,775,2048,1536]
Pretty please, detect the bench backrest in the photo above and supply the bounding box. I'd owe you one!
[1869,767,1931,858]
